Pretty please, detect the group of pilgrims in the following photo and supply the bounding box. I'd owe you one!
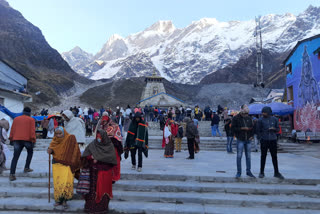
[45,110,149,213]
[1,105,199,214]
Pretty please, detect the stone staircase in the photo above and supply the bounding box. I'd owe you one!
[21,136,309,154]
[0,170,320,213]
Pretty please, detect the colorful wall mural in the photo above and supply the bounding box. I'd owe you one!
[285,36,320,132]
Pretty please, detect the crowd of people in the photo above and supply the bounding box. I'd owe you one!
[0,103,286,213]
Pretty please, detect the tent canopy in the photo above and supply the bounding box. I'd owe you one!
[249,102,293,116]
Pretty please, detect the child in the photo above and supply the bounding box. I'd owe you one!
[175,122,184,152]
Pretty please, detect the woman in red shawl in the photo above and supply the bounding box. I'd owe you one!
[96,113,123,182]
[162,118,176,158]
[82,130,117,213]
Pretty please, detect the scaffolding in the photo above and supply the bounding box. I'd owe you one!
[254,16,264,88]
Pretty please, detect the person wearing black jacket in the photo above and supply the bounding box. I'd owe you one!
[184,117,198,159]
[224,118,233,153]
[257,107,284,179]
[211,111,221,137]
[232,105,255,178]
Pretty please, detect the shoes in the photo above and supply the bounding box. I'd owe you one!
[254,149,258,152]
[24,168,33,173]
[246,172,256,178]
[137,167,142,172]
[131,165,136,170]
[259,173,265,178]
[186,157,194,159]
[9,174,16,181]
[274,173,284,180]
[235,173,241,178]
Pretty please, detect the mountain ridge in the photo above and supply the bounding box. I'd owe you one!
[63,5,320,87]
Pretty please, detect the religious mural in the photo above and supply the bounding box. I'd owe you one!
[286,37,320,132]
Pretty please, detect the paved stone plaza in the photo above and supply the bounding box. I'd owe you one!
[0,144,320,213]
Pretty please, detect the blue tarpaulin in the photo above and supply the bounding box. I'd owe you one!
[0,105,46,120]
[249,102,294,116]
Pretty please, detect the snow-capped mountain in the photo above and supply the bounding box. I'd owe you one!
[63,5,320,84]
[61,46,93,76]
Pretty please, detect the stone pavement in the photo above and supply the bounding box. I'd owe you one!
[0,148,320,213]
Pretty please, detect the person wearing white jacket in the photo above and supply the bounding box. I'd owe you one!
[62,110,86,145]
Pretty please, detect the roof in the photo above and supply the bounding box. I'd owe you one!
[284,34,320,64]
[0,58,29,80]
[0,87,32,100]
[137,92,185,105]
[268,89,285,94]
[249,97,264,104]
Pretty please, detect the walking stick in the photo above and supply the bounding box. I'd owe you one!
[48,153,51,203]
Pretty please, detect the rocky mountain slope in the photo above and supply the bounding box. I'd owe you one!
[200,49,288,88]
[64,6,320,87]
[80,77,268,110]
[0,0,92,106]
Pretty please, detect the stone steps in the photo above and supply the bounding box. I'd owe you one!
[2,172,320,185]
[1,149,320,213]
[0,177,319,198]
[1,188,320,210]
[9,137,306,153]
[1,199,319,214]
[0,175,320,213]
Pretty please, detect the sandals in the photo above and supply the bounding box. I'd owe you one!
[54,203,61,207]
[62,203,68,210]
[54,202,68,209]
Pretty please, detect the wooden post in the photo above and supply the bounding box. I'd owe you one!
[48,153,51,203]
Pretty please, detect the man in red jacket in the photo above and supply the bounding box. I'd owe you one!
[9,107,36,181]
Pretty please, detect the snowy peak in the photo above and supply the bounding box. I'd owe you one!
[66,5,320,85]
[94,34,128,61]
[192,18,220,28]
[66,46,92,56]
[146,20,176,34]
[106,34,125,46]
[61,46,93,74]
[304,5,320,16]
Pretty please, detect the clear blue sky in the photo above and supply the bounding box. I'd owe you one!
[8,0,320,54]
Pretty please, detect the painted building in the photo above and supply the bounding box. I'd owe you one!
[0,60,32,121]
[138,73,185,108]
[284,34,320,132]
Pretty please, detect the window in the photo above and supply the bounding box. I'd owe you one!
[288,86,294,102]
[286,63,292,75]
[0,97,4,105]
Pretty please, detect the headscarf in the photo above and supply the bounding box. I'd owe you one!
[55,126,64,135]
[82,130,117,165]
[95,115,122,142]
[0,119,9,131]
[49,127,81,173]
[240,104,250,114]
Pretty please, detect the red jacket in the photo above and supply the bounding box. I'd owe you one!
[9,115,36,143]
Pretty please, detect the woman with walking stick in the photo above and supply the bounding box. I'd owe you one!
[47,127,81,209]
